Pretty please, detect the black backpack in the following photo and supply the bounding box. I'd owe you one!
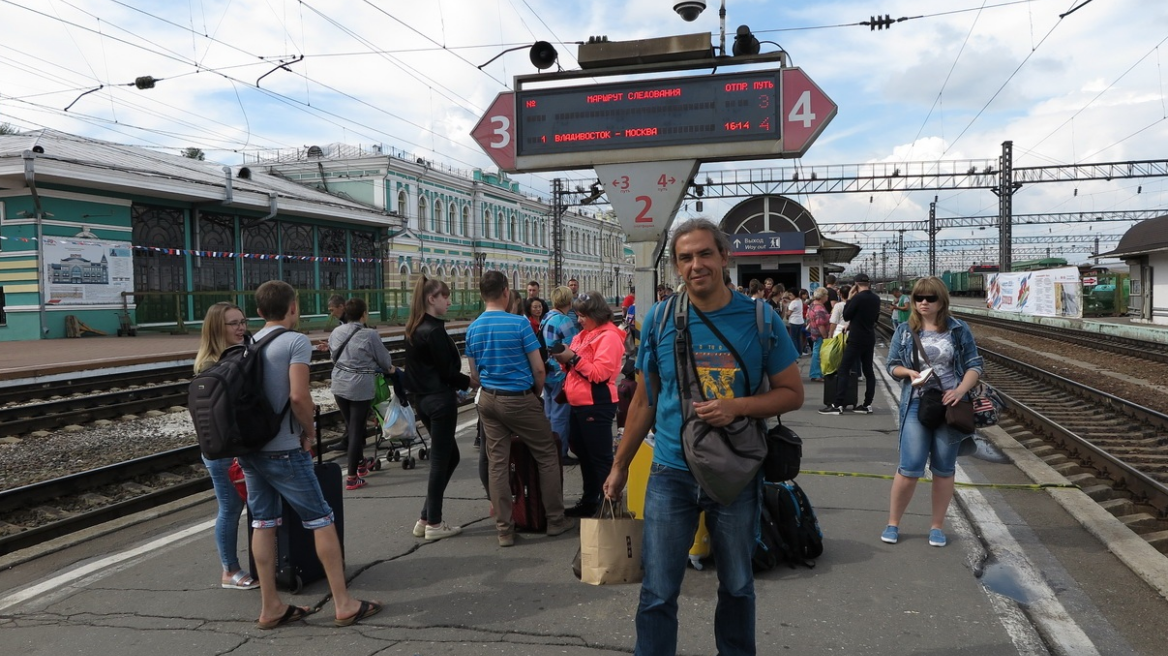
[189,327,292,459]
[753,481,824,571]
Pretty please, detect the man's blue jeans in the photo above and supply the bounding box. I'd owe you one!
[636,463,761,656]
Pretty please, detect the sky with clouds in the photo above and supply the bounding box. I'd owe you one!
[2,0,1165,272]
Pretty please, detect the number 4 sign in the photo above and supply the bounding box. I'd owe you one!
[595,160,698,242]
[781,68,837,158]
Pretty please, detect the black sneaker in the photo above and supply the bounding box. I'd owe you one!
[326,441,349,452]
[853,405,873,414]
[818,405,842,415]
[564,503,598,518]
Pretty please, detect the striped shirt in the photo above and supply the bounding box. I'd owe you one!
[465,310,540,392]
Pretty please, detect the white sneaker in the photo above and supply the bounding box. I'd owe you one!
[412,520,426,538]
[425,522,463,540]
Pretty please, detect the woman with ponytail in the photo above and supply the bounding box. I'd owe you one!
[404,276,471,541]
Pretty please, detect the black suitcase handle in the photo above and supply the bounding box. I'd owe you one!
[314,404,323,465]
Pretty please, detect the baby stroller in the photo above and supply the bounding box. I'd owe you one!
[370,368,430,470]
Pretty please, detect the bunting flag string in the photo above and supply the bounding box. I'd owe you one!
[0,235,380,264]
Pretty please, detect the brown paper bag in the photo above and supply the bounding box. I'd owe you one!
[579,499,643,585]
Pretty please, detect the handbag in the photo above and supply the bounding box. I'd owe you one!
[910,331,953,430]
[819,332,845,376]
[675,295,768,506]
[372,372,392,407]
[227,458,247,501]
[945,399,975,434]
[763,420,802,482]
[970,382,1005,427]
[577,498,643,585]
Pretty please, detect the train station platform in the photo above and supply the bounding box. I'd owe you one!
[3,353,1168,655]
[0,324,456,384]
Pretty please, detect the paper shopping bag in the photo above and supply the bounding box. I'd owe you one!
[579,500,643,585]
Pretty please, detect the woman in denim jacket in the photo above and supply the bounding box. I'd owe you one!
[882,277,983,548]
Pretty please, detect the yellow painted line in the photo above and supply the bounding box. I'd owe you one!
[799,469,1078,490]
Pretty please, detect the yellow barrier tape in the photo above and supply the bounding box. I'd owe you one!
[799,470,1079,490]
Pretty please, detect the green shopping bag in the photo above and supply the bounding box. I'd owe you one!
[372,373,392,406]
[820,333,846,376]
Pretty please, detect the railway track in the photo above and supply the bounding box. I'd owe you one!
[980,347,1168,552]
[0,328,469,438]
[954,310,1168,365]
[0,408,353,557]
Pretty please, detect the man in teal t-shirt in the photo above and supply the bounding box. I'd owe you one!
[602,219,804,656]
[893,287,911,328]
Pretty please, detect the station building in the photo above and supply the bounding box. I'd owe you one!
[0,130,401,341]
[258,144,633,301]
[0,131,630,341]
[1099,213,1168,325]
[720,194,859,292]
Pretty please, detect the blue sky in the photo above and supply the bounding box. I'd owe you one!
[2,0,1165,270]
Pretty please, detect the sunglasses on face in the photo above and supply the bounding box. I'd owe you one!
[226,320,247,327]
[913,295,939,303]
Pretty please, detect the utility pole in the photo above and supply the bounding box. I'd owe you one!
[897,229,905,283]
[928,195,937,276]
[552,178,566,286]
[880,241,887,281]
[993,140,1022,273]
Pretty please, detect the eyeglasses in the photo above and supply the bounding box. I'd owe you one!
[225,320,247,327]
[913,295,939,303]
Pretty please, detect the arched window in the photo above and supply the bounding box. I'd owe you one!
[434,201,444,235]
[509,214,517,242]
[397,190,407,216]
[445,202,454,235]
[461,206,470,236]
[496,212,504,240]
[418,196,429,232]
[482,209,491,238]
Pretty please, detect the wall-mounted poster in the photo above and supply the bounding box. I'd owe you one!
[986,267,1082,318]
[43,238,134,305]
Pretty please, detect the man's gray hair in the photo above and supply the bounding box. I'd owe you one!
[669,218,732,265]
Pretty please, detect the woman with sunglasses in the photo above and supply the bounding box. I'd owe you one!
[882,277,984,548]
[194,301,258,590]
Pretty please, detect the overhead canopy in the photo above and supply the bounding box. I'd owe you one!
[819,237,861,265]
[1097,214,1168,258]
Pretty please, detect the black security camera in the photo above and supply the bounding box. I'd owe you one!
[673,0,706,21]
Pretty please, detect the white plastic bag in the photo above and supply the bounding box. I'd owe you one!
[381,396,418,439]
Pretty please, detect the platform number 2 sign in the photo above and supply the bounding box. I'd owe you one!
[788,91,816,128]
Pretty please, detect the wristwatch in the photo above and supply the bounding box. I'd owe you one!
[568,355,581,368]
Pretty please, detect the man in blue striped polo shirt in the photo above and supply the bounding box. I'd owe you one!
[466,271,569,547]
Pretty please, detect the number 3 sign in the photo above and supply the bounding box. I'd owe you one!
[471,92,517,171]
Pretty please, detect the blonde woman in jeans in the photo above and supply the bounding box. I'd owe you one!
[194,301,258,590]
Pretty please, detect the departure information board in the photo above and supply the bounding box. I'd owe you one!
[515,70,781,157]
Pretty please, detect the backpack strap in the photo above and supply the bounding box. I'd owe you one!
[250,326,293,431]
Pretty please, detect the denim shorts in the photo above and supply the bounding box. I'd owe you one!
[236,449,335,530]
[898,398,962,478]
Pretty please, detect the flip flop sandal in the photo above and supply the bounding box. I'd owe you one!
[221,570,259,590]
[334,600,382,627]
[256,605,312,630]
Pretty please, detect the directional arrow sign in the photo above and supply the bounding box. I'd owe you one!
[781,68,837,157]
[470,92,517,172]
[595,160,698,243]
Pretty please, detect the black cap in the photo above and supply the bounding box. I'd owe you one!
[854,273,871,283]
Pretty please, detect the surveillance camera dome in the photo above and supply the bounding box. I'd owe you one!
[673,0,706,22]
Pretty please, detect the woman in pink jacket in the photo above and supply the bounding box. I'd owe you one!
[553,292,627,517]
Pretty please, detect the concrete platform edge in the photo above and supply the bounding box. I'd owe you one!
[0,491,216,571]
[979,424,1168,603]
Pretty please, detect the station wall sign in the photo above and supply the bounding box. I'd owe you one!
[729,231,806,255]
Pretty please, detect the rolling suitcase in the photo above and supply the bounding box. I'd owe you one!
[509,436,563,532]
[248,405,345,593]
[823,372,858,409]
